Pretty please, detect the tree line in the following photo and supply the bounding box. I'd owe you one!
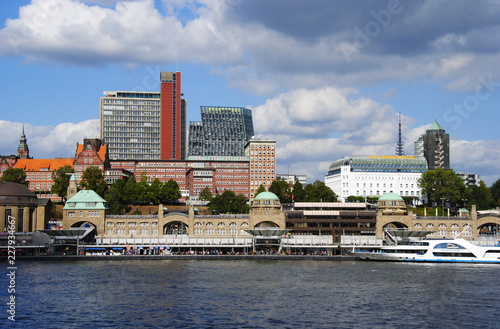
[258,179,338,203]
[418,168,500,211]
[2,166,500,214]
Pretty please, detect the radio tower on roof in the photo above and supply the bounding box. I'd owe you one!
[396,112,405,156]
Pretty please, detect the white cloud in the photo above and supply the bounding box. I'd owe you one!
[436,55,474,77]
[251,87,410,181]
[0,0,244,65]
[3,0,500,96]
[451,139,500,185]
[0,119,99,159]
[433,33,466,51]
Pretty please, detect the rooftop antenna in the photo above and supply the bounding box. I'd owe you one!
[396,112,405,156]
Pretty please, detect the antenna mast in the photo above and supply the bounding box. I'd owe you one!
[396,112,405,156]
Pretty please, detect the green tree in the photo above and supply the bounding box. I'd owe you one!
[199,186,213,202]
[490,178,500,207]
[418,168,465,207]
[346,195,365,202]
[105,179,130,215]
[269,179,292,203]
[465,181,493,210]
[123,175,138,204]
[255,185,266,198]
[161,179,181,202]
[149,178,163,205]
[51,165,74,201]
[79,166,108,197]
[209,190,249,214]
[304,180,337,202]
[291,180,305,202]
[136,172,150,204]
[0,168,28,186]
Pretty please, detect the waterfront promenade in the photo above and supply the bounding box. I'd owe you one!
[4,254,357,261]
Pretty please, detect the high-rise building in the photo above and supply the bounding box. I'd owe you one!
[100,71,186,161]
[245,138,276,197]
[188,106,254,157]
[160,71,186,160]
[414,120,450,170]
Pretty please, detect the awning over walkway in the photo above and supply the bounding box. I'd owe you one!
[244,228,291,237]
[38,228,95,240]
[385,229,434,239]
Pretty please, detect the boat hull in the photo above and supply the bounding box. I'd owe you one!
[352,250,500,263]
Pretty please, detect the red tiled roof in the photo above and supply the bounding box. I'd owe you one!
[98,144,107,162]
[14,158,74,172]
[75,144,107,162]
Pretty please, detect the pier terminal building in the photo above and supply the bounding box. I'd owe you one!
[2,182,500,254]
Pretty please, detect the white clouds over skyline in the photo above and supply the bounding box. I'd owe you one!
[3,0,500,94]
[1,0,499,186]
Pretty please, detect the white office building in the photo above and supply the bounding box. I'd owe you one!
[325,155,427,202]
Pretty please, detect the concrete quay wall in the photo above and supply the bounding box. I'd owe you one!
[5,255,357,261]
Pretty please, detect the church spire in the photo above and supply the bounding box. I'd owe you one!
[17,125,30,159]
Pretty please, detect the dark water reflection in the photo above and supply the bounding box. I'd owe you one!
[2,260,499,328]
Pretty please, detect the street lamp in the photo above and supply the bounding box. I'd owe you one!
[441,198,445,217]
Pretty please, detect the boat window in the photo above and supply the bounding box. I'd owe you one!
[409,242,429,246]
[432,252,476,257]
[434,243,466,249]
[484,250,500,254]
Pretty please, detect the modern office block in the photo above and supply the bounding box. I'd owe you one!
[100,71,186,161]
[414,120,450,170]
[188,106,254,157]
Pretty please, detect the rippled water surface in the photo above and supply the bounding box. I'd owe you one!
[2,260,500,328]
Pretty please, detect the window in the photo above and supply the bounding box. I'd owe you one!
[438,224,447,236]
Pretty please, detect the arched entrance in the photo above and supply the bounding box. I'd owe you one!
[478,223,499,237]
[71,221,97,230]
[70,221,97,242]
[254,221,279,228]
[382,222,409,244]
[383,222,408,230]
[163,221,188,235]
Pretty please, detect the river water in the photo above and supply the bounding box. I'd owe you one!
[2,259,499,328]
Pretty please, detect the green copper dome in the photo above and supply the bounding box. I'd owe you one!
[254,191,280,201]
[378,192,404,201]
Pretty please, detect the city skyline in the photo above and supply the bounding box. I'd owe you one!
[1,1,500,184]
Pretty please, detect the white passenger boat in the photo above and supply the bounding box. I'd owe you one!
[351,230,500,263]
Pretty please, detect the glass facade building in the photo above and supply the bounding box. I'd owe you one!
[100,71,187,161]
[188,106,254,157]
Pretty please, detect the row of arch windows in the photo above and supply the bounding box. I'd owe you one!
[193,222,249,236]
[413,223,471,237]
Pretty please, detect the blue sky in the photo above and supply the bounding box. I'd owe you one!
[1,0,500,185]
